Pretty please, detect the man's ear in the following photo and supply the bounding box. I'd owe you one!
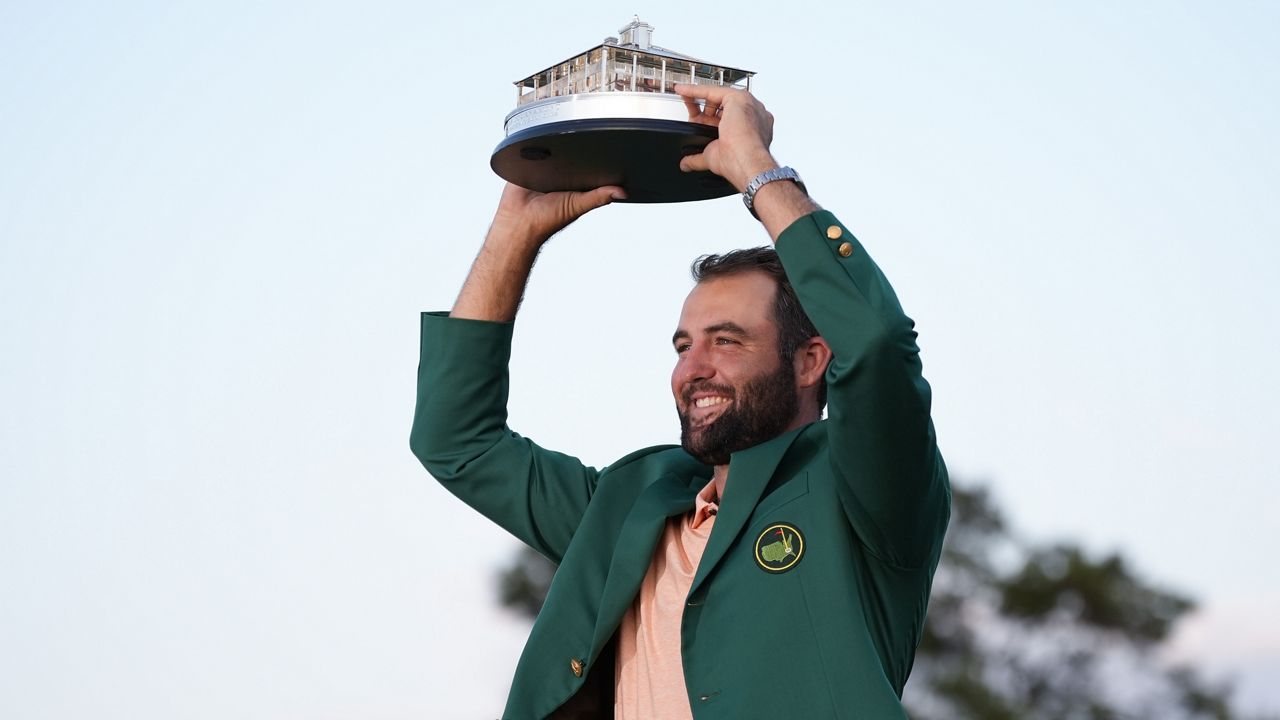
[793,336,832,390]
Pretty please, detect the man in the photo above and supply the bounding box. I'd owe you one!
[411,85,950,719]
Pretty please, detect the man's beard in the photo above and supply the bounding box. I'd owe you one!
[678,357,799,466]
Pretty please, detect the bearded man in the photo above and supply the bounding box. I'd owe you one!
[411,85,950,719]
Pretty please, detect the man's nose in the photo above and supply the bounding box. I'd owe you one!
[677,343,715,385]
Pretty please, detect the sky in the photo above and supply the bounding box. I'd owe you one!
[1,1,1278,717]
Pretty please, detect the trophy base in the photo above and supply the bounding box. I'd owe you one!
[490,118,734,204]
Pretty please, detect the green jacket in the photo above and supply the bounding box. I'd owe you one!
[411,210,950,719]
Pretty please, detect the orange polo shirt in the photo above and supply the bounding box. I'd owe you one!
[614,479,719,719]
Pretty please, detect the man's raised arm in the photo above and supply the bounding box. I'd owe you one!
[675,84,949,569]
[412,182,623,562]
[451,183,623,321]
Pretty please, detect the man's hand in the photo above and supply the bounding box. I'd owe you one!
[674,84,819,238]
[673,84,779,192]
[450,182,625,322]
[488,182,626,250]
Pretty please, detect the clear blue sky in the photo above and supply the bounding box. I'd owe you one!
[2,1,1277,716]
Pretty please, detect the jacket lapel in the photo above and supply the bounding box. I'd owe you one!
[589,473,701,658]
[688,426,806,598]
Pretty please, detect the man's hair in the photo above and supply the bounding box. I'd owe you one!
[690,247,827,409]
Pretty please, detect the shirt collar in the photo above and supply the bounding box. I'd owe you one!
[690,478,720,529]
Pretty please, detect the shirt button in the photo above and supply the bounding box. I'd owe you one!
[837,241,854,257]
[826,225,843,240]
[570,658,584,677]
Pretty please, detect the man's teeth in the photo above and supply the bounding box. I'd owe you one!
[694,397,730,409]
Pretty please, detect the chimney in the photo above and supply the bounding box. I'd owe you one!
[618,16,653,49]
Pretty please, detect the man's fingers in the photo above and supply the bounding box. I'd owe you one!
[674,82,734,104]
[676,84,749,128]
[681,95,706,123]
[567,186,626,215]
[675,83,735,119]
[679,150,710,174]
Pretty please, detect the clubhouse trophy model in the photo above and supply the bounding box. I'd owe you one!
[490,17,755,203]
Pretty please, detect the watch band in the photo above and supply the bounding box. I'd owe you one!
[743,166,806,220]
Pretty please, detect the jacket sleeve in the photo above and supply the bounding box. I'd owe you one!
[775,211,950,569]
[409,311,598,563]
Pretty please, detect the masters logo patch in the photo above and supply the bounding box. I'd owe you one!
[754,522,805,573]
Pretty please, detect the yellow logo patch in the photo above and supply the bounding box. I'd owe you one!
[754,522,805,573]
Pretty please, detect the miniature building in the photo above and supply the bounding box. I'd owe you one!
[492,17,749,202]
[513,17,753,106]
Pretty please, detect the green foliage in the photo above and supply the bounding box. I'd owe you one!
[1000,545,1193,644]
[496,544,555,619]
[905,485,1251,720]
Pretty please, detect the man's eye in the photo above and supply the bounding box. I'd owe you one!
[715,337,737,345]
[675,343,691,354]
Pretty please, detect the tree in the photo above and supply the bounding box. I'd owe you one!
[905,485,1247,719]
[495,483,1266,719]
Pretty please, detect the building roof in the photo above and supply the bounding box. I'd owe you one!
[512,23,752,86]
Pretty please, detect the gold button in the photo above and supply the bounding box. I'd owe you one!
[837,242,853,257]
[826,225,843,240]
[570,658,584,677]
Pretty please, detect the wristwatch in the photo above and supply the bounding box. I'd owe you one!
[743,166,806,220]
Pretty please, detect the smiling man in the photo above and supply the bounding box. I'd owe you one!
[411,86,950,719]
[674,253,823,487]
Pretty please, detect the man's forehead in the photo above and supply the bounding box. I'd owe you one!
[675,273,777,335]
[683,271,776,309]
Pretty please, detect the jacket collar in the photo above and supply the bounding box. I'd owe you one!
[689,425,807,598]
[589,471,703,658]
[587,425,807,659]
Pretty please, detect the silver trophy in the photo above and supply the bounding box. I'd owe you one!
[490,18,754,203]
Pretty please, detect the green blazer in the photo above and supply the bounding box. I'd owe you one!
[412,210,950,719]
